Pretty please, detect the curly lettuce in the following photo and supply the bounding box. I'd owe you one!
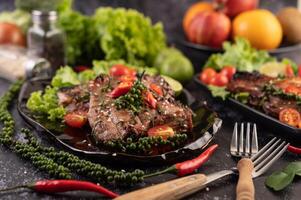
[93,7,166,66]
[26,86,65,122]
[205,37,275,72]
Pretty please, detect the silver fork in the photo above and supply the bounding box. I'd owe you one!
[115,137,289,200]
[231,122,258,157]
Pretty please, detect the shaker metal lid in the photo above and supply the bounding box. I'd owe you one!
[32,10,57,22]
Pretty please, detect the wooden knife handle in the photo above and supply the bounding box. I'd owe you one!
[236,158,255,200]
[115,174,207,200]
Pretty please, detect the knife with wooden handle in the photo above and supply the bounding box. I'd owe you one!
[115,170,234,200]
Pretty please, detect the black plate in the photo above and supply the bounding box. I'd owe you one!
[17,77,222,165]
[194,74,301,141]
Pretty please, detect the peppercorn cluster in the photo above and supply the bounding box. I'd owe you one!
[104,134,188,155]
[115,79,146,113]
[0,80,145,184]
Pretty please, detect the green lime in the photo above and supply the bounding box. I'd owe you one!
[161,75,183,96]
[259,62,287,77]
[154,48,194,82]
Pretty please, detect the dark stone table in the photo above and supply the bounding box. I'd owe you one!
[0,76,301,200]
[0,0,301,199]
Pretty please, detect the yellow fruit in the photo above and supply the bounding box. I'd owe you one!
[232,9,283,50]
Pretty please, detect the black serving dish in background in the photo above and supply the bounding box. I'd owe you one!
[193,74,301,142]
[176,35,301,73]
[17,77,222,165]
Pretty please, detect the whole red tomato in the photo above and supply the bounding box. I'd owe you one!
[220,66,236,80]
[200,68,217,84]
[210,73,229,87]
[0,22,25,47]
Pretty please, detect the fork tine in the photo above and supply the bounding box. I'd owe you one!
[251,137,277,162]
[253,138,281,165]
[239,123,244,156]
[230,123,238,155]
[254,141,286,171]
[253,142,289,177]
[245,123,251,156]
[251,124,258,155]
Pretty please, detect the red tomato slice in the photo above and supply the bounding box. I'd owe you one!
[147,125,175,140]
[199,68,216,84]
[285,65,295,77]
[279,108,301,127]
[285,85,301,96]
[210,73,229,87]
[109,81,133,98]
[64,113,87,128]
[145,91,157,109]
[109,64,136,77]
[150,83,163,96]
[220,66,236,80]
[118,75,137,82]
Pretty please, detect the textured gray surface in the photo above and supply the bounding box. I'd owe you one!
[0,0,301,199]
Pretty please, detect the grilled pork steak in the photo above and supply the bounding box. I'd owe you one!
[57,84,90,116]
[87,74,193,142]
[227,72,274,98]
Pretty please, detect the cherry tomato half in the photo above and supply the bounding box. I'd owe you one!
[147,125,175,140]
[220,66,236,80]
[64,113,87,128]
[199,68,216,84]
[109,81,133,98]
[210,73,229,87]
[279,108,301,127]
[285,65,295,77]
[109,64,136,77]
[285,86,301,96]
[145,91,157,109]
[150,83,163,96]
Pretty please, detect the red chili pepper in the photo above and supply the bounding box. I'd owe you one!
[109,81,133,98]
[150,83,163,96]
[0,180,119,198]
[287,145,301,154]
[143,144,218,178]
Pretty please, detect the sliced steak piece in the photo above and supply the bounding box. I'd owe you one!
[227,72,274,98]
[87,74,193,143]
[262,95,301,118]
[57,84,90,116]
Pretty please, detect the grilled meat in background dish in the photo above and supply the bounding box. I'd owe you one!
[58,74,193,143]
[227,71,301,118]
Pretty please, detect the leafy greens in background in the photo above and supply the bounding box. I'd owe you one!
[205,37,276,72]
[93,7,166,67]
[265,161,301,191]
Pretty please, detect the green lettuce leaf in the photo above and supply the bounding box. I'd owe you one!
[207,86,230,100]
[26,86,65,122]
[93,7,166,66]
[205,37,275,72]
[51,66,80,87]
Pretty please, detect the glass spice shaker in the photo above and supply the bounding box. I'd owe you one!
[27,10,66,75]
